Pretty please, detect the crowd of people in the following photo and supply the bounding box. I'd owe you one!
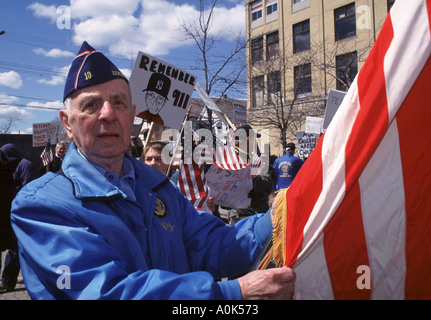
[1,41,303,300]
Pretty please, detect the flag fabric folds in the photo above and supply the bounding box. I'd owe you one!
[213,127,263,176]
[173,126,211,212]
[177,162,209,211]
[40,142,53,167]
[272,0,431,299]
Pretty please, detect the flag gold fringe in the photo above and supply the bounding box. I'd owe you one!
[257,188,288,270]
[271,188,288,268]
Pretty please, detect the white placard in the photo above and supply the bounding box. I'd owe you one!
[130,52,197,130]
[305,117,324,135]
[32,121,64,147]
[205,164,252,209]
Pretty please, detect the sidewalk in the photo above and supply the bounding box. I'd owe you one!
[0,252,31,300]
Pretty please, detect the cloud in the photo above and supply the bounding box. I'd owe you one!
[0,105,33,120]
[37,76,66,86]
[26,100,64,111]
[212,4,246,37]
[0,71,23,89]
[27,2,59,23]
[37,65,70,86]
[33,48,75,58]
[28,0,245,57]
[70,0,140,18]
[119,68,131,80]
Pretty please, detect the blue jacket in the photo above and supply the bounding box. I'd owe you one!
[11,143,271,300]
[272,152,304,190]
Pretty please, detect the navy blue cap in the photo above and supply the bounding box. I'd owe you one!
[63,41,128,101]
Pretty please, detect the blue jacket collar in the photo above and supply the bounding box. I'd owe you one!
[61,142,168,199]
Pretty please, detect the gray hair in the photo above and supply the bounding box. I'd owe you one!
[63,96,72,113]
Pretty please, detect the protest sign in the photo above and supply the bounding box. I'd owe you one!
[205,164,253,209]
[323,89,346,130]
[305,117,323,135]
[32,121,64,147]
[130,52,197,130]
[296,131,318,159]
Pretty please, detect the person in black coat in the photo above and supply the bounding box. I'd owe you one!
[0,143,36,292]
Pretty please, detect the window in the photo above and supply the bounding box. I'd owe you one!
[293,20,310,53]
[266,0,278,15]
[334,3,356,41]
[336,52,358,91]
[266,31,279,60]
[268,71,281,104]
[251,0,263,22]
[294,64,312,98]
[252,75,265,107]
[292,0,310,13]
[251,37,264,63]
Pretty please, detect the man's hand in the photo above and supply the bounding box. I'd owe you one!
[237,267,296,300]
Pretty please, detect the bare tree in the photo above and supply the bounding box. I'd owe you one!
[0,117,22,134]
[248,34,374,152]
[248,42,326,151]
[178,0,247,98]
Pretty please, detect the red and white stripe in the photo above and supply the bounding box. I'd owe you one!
[213,145,248,170]
[40,144,53,167]
[282,0,431,299]
[177,162,209,211]
[213,128,263,175]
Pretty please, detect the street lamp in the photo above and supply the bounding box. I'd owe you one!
[0,30,5,36]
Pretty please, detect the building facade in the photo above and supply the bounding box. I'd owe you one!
[246,0,395,156]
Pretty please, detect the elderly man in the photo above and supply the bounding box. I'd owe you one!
[11,41,295,300]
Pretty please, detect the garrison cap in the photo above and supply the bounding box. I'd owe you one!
[63,41,128,101]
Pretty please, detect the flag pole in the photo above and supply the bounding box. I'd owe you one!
[167,103,193,174]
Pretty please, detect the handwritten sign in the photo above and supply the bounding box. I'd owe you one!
[296,131,318,159]
[130,52,197,130]
[32,121,64,147]
[205,164,253,209]
[305,117,324,135]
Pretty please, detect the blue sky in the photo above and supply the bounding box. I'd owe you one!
[0,0,245,134]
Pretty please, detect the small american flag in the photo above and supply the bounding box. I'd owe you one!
[174,126,210,211]
[213,127,263,176]
[40,142,53,167]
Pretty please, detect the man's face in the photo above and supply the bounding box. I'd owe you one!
[60,79,136,168]
[55,146,66,158]
[145,91,167,114]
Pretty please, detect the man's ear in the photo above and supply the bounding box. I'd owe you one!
[59,109,73,139]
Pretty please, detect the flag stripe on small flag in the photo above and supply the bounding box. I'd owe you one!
[40,143,53,167]
[279,0,431,299]
[178,162,209,211]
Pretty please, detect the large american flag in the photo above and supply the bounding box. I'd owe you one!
[275,0,431,299]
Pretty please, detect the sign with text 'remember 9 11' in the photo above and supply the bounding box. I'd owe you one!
[130,52,197,130]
